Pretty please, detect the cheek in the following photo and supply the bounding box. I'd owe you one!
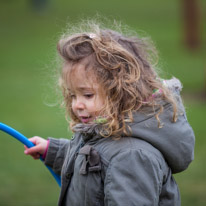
[71,100,76,112]
[87,100,96,110]
[86,99,101,113]
[94,97,105,111]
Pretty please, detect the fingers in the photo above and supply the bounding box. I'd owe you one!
[24,146,41,160]
[24,144,42,154]
[28,136,41,145]
[28,152,41,160]
[24,136,47,160]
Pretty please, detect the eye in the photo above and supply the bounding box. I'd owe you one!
[70,94,76,99]
[84,93,94,98]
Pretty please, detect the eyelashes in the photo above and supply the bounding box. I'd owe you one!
[69,93,94,99]
[84,93,94,99]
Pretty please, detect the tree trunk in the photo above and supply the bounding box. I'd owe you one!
[182,0,201,50]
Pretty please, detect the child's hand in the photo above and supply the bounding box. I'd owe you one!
[24,136,48,160]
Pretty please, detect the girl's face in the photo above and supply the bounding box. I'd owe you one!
[66,63,105,124]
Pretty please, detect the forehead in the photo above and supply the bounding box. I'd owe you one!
[64,61,98,90]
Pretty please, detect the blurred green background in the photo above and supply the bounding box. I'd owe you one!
[0,0,205,205]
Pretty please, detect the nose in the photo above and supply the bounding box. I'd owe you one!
[73,97,85,110]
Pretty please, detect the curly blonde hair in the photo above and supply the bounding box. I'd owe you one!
[57,21,177,137]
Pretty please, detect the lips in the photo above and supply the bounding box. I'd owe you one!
[79,116,93,123]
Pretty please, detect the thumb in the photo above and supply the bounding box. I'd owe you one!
[24,144,44,156]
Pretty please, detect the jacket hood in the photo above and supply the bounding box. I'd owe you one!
[73,78,195,174]
[128,78,195,173]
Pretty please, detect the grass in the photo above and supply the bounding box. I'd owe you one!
[175,101,206,205]
[0,0,205,205]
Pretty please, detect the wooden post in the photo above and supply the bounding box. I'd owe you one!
[182,0,201,50]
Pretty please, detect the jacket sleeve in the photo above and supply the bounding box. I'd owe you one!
[44,138,70,175]
[104,149,163,206]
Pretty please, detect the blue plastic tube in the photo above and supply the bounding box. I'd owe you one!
[0,122,61,187]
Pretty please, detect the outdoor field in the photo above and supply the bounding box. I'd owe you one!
[0,0,205,205]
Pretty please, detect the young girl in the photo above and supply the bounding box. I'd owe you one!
[24,22,195,206]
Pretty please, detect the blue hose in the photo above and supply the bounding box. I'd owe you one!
[0,122,61,187]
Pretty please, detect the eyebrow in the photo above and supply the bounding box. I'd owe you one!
[68,87,95,92]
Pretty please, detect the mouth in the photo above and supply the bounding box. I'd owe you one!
[79,115,93,124]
